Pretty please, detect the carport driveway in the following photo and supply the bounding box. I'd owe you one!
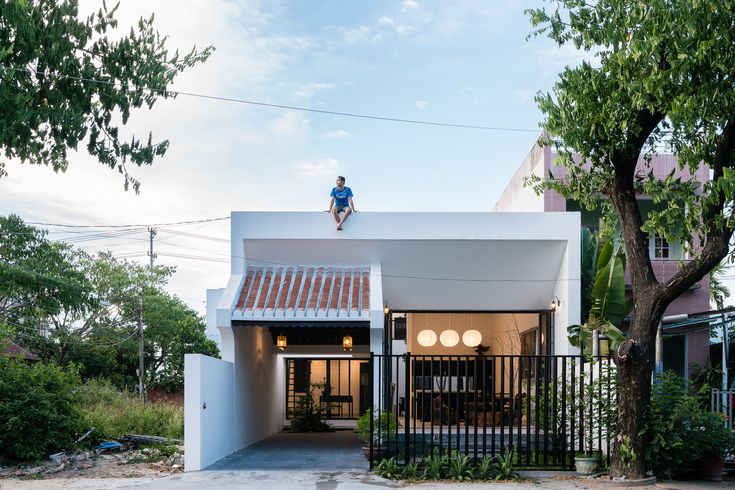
[206,430,368,471]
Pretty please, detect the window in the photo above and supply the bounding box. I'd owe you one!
[650,234,670,259]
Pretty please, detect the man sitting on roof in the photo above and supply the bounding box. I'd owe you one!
[326,175,356,231]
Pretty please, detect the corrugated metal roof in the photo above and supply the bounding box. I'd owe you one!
[233,265,370,320]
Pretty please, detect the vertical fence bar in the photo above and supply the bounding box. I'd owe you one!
[561,356,568,471]
[369,353,374,469]
[526,357,538,464]
[405,353,411,465]
[438,356,443,455]
[534,355,540,463]
[473,355,479,460]
[552,355,558,467]
[490,356,496,457]
[570,357,576,460]
[579,357,585,454]
[544,354,549,466]
[500,356,506,454]
[394,355,399,458]
[508,357,523,461]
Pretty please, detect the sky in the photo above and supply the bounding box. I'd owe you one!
[0,0,615,314]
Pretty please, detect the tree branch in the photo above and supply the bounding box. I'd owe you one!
[658,121,735,305]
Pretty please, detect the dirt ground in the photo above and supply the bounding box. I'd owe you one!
[0,445,182,489]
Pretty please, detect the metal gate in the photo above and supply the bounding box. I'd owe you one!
[367,353,616,470]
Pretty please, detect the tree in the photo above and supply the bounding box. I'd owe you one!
[528,0,735,478]
[143,289,218,388]
[0,0,212,191]
[0,214,94,358]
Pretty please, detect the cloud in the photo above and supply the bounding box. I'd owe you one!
[321,130,351,139]
[293,82,336,100]
[402,0,420,11]
[377,16,395,27]
[513,89,532,102]
[294,158,340,178]
[268,111,310,137]
[415,100,428,109]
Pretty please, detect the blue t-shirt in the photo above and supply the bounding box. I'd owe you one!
[330,186,353,206]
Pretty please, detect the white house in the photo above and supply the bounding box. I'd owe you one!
[184,211,581,471]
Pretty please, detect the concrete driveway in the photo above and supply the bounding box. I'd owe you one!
[205,430,368,471]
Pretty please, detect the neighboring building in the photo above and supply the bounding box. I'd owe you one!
[0,340,41,362]
[493,140,711,379]
[185,211,581,470]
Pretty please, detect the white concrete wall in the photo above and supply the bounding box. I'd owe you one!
[230,326,282,450]
[184,354,234,471]
[206,288,224,350]
[551,237,581,355]
[493,143,546,212]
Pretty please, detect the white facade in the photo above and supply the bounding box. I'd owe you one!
[185,211,581,471]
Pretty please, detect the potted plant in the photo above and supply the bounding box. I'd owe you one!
[290,382,334,432]
[695,412,732,482]
[355,408,397,459]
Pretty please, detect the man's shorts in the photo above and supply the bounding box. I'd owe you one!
[335,205,351,213]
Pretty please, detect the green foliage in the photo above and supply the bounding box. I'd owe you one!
[0,0,212,191]
[0,357,85,462]
[1,216,219,391]
[618,435,637,472]
[569,231,629,354]
[0,214,94,326]
[447,451,473,481]
[376,457,401,479]
[476,454,495,480]
[76,378,183,440]
[493,449,520,481]
[528,1,735,473]
[422,448,448,480]
[290,382,332,432]
[355,408,397,444]
[143,289,219,388]
[402,461,418,479]
[646,371,733,478]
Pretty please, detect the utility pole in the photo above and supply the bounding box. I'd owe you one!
[138,227,157,401]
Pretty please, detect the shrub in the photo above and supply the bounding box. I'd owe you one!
[355,408,397,444]
[0,357,85,462]
[422,448,448,480]
[76,379,183,440]
[647,371,733,478]
[290,382,332,432]
[376,457,401,479]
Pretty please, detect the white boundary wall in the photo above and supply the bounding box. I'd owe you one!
[184,354,234,471]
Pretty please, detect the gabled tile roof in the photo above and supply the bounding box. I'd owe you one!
[234,265,370,320]
[1,340,41,361]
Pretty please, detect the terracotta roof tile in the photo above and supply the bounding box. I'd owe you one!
[234,265,370,319]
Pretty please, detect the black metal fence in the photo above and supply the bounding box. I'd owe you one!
[368,353,616,470]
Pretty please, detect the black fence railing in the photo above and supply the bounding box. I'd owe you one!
[368,354,616,470]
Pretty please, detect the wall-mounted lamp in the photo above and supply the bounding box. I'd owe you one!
[383,301,390,315]
[276,335,287,351]
[550,296,562,311]
[343,335,353,352]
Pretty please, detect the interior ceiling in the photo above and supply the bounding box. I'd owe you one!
[268,326,369,345]
[244,239,568,311]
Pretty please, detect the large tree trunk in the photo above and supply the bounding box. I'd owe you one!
[609,297,662,479]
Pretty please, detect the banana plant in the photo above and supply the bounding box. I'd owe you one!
[568,230,630,354]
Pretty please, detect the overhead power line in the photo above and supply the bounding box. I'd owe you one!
[3,65,539,133]
[26,216,230,229]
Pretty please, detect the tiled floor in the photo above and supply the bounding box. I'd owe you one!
[205,430,368,471]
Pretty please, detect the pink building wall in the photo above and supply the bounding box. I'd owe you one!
[495,140,712,377]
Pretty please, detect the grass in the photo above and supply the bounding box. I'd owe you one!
[75,379,184,441]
